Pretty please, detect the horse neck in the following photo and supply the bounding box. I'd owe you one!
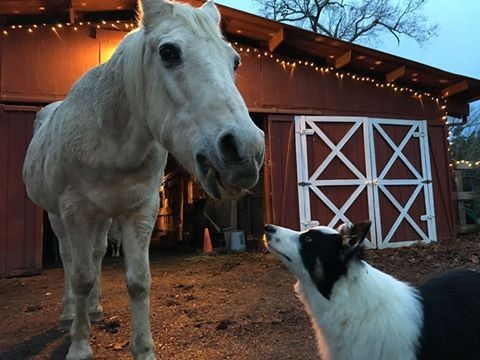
[92,51,159,169]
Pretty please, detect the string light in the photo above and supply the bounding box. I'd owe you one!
[232,43,447,109]
[1,20,137,36]
[451,160,480,169]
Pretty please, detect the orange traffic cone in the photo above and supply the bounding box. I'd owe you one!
[203,227,213,254]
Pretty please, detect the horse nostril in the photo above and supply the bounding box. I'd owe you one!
[264,224,276,234]
[219,133,242,163]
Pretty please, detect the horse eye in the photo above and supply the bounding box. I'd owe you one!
[159,43,181,67]
[233,56,241,71]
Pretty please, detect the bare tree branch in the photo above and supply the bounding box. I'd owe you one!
[251,0,438,45]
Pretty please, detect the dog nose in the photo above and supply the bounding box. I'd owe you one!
[264,224,276,234]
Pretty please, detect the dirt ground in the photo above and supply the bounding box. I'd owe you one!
[1,235,480,360]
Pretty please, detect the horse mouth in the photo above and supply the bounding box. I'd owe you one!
[196,154,245,200]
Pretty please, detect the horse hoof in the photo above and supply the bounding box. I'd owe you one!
[134,352,156,360]
[66,355,92,360]
[66,341,92,360]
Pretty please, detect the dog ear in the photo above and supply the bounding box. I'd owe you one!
[337,221,371,249]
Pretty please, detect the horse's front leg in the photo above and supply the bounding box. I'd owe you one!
[119,196,159,360]
[62,209,110,360]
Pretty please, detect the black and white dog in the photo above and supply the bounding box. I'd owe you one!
[264,221,480,360]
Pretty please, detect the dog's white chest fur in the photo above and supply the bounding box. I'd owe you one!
[295,261,422,360]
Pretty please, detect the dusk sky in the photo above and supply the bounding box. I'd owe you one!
[216,0,480,80]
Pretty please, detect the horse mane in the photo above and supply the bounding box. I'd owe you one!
[118,1,226,118]
[169,2,225,49]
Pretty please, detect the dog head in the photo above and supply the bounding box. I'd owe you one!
[264,221,371,299]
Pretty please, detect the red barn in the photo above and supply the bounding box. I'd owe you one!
[1,0,479,277]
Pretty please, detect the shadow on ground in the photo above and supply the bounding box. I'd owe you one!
[0,327,69,359]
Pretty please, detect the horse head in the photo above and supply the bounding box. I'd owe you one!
[133,0,264,200]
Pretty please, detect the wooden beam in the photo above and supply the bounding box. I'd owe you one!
[268,27,284,52]
[442,80,469,98]
[334,50,351,69]
[385,65,406,83]
[72,0,137,12]
[69,7,76,24]
[91,28,128,40]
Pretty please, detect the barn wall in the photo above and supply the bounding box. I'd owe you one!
[0,105,43,278]
[0,30,456,245]
[237,51,454,242]
[264,115,300,230]
[0,27,126,103]
[237,52,445,122]
[0,30,449,122]
[428,124,455,241]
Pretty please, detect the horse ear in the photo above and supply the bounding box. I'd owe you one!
[140,0,173,32]
[200,0,220,26]
[337,221,371,248]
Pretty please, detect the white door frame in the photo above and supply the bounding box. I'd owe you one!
[295,116,377,248]
[295,116,436,248]
[368,118,436,248]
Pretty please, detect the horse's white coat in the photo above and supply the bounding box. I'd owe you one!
[23,1,264,359]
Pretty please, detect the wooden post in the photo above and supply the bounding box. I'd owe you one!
[177,178,184,241]
[454,169,466,229]
[230,199,238,230]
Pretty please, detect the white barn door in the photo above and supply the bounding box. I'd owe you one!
[295,116,436,248]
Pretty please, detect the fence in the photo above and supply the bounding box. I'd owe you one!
[453,163,480,233]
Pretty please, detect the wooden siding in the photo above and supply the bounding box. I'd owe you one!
[265,115,300,230]
[239,52,445,121]
[0,27,120,103]
[0,28,455,121]
[0,106,43,277]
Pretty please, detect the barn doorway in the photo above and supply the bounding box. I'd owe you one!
[295,116,436,248]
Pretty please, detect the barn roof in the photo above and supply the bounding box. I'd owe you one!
[1,0,479,107]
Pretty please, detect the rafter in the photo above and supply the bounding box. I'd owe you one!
[334,50,352,69]
[441,80,469,98]
[268,27,284,53]
[385,65,406,83]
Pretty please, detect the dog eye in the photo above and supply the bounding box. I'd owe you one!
[159,43,182,67]
[233,56,241,72]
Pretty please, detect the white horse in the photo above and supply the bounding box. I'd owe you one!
[22,1,264,359]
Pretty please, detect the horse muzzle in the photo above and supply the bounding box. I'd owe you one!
[195,127,264,200]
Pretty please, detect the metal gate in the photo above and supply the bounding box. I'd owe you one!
[295,116,436,248]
